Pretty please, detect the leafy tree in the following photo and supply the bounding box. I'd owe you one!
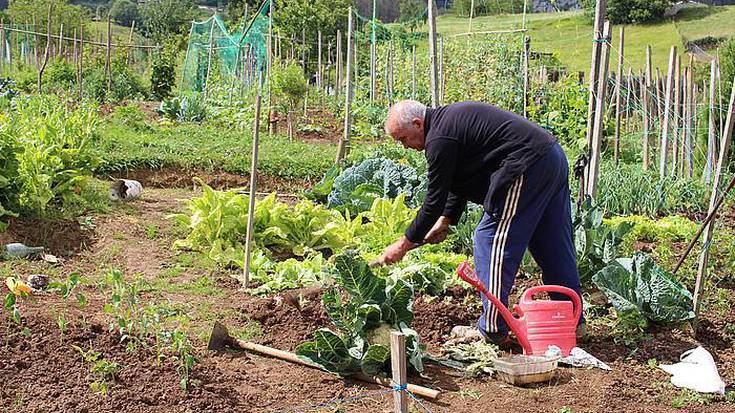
[451,0,525,17]
[139,0,194,41]
[151,41,178,100]
[8,0,88,38]
[398,0,426,25]
[583,0,672,24]
[109,0,139,27]
[273,0,351,56]
[272,61,307,139]
[721,38,735,105]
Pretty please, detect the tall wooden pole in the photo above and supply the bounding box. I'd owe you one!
[523,36,530,118]
[370,0,377,102]
[37,4,53,93]
[660,46,676,178]
[203,17,216,100]
[428,0,439,108]
[78,22,84,100]
[336,8,354,163]
[336,30,342,99]
[106,15,112,92]
[673,55,681,176]
[613,26,624,165]
[0,18,5,76]
[694,79,735,319]
[586,20,612,198]
[301,26,306,72]
[243,94,262,289]
[585,0,607,166]
[643,45,652,171]
[317,31,323,91]
[468,0,475,35]
[685,63,693,178]
[411,44,417,99]
[439,36,445,105]
[705,61,717,183]
[267,0,274,135]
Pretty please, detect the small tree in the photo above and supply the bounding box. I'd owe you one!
[139,0,193,41]
[109,0,139,27]
[151,41,177,100]
[272,62,307,140]
[583,0,672,24]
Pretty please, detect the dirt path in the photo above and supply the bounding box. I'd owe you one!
[1,188,733,413]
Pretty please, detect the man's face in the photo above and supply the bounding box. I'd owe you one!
[387,117,425,151]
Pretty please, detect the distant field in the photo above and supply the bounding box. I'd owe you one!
[431,6,735,73]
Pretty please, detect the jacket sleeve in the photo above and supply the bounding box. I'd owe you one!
[405,137,458,243]
[443,192,467,224]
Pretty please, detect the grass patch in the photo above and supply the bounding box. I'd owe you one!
[96,119,337,182]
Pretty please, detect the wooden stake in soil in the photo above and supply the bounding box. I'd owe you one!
[694,78,735,319]
[660,46,676,178]
[390,332,408,413]
[586,20,612,198]
[370,0,377,102]
[673,54,681,176]
[336,8,354,163]
[242,94,262,288]
[411,44,417,99]
[203,17,216,100]
[523,36,530,118]
[643,45,652,170]
[439,36,445,105]
[705,61,717,183]
[317,30,323,91]
[427,0,440,108]
[37,4,53,93]
[336,30,342,99]
[106,15,112,92]
[685,63,694,178]
[78,22,84,100]
[584,0,608,184]
[613,26,624,165]
[0,18,5,76]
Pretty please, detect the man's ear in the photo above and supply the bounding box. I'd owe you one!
[412,118,422,128]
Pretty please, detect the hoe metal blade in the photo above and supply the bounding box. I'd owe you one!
[207,321,233,352]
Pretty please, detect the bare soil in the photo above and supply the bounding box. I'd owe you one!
[1,188,733,413]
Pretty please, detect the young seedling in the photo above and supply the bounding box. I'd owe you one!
[73,345,121,396]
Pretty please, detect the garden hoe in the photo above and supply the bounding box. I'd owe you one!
[206,321,441,399]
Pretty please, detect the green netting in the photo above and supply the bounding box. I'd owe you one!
[181,0,270,94]
[1,24,37,65]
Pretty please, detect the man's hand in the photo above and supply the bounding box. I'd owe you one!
[377,236,416,266]
[424,216,452,244]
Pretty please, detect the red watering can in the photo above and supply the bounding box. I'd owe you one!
[457,262,582,356]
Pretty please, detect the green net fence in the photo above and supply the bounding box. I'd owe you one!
[181,0,270,94]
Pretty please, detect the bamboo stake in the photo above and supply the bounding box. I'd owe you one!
[694,78,735,319]
[660,46,676,178]
[336,8,354,163]
[439,36,445,105]
[614,26,624,165]
[624,66,632,131]
[685,63,693,178]
[317,31,322,90]
[33,16,39,67]
[203,18,216,100]
[656,68,664,128]
[391,332,408,413]
[127,20,135,65]
[301,26,306,72]
[428,0,439,108]
[586,20,612,197]
[57,23,63,58]
[242,94,262,288]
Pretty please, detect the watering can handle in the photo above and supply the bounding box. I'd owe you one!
[521,286,583,323]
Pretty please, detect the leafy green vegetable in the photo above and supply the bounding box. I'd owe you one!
[592,252,695,324]
[574,198,632,284]
[327,158,425,212]
[296,251,425,376]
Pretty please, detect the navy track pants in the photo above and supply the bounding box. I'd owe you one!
[474,143,584,336]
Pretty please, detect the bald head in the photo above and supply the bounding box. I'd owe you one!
[384,100,427,151]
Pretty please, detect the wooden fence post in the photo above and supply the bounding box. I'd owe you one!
[614,26,624,165]
[78,22,84,100]
[694,78,735,319]
[336,30,342,99]
[411,44,417,99]
[586,20,612,198]
[583,0,607,199]
[428,0,439,108]
[0,18,5,76]
[684,63,693,178]
[673,54,681,176]
[336,8,354,162]
[390,332,408,413]
[439,36,445,105]
[660,46,676,178]
[317,30,323,91]
[242,94,263,289]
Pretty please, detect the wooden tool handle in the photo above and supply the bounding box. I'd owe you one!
[234,339,440,400]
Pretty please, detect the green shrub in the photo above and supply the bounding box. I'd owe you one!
[452,0,526,17]
[720,38,735,110]
[583,0,672,24]
[110,0,140,27]
[528,75,589,151]
[151,44,177,101]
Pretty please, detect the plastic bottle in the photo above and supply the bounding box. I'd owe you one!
[2,243,45,259]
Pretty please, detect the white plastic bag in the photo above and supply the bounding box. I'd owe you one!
[659,346,725,394]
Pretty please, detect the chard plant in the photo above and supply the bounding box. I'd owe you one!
[296,251,425,376]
